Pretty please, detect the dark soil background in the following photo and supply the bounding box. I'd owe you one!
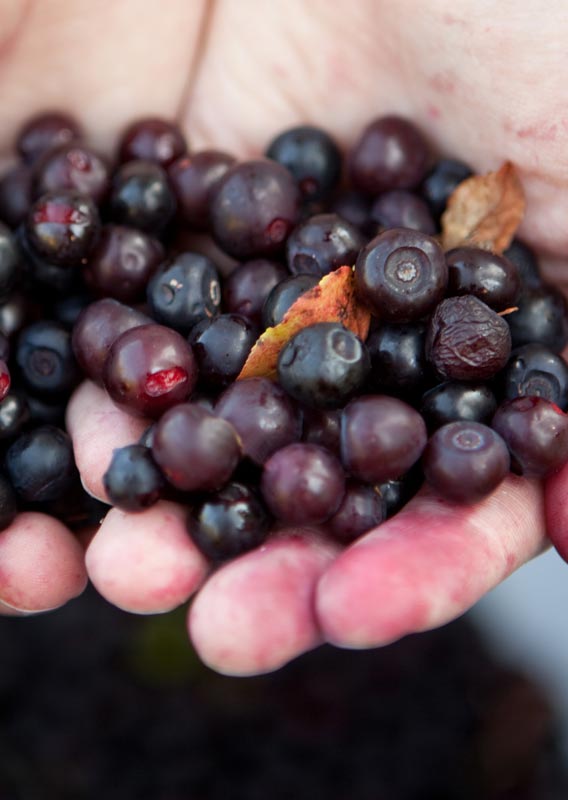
[0,587,565,800]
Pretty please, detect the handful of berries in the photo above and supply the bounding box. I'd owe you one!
[0,111,566,571]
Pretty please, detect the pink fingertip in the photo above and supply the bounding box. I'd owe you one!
[188,532,339,677]
[86,501,208,614]
[0,513,87,612]
[317,476,545,648]
[66,380,149,501]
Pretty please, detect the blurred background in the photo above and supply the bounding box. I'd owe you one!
[0,549,567,799]
[474,547,568,754]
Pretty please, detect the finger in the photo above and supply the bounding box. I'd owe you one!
[85,501,208,614]
[0,0,207,155]
[66,380,148,501]
[316,476,546,648]
[0,512,87,613]
[187,0,391,154]
[188,532,339,677]
[544,462,568,560]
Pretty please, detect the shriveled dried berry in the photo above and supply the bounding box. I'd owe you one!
[426,295,511,381]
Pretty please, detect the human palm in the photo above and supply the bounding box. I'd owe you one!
[1,0,567,675]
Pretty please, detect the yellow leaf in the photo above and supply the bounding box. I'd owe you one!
[238,266,371,381]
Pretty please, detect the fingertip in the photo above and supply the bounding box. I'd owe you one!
[86,501,208,614]
[0,513,87,613]
[316,477,545,649]
[188,532,338,676]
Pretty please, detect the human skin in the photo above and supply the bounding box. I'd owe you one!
[1,0,568,675]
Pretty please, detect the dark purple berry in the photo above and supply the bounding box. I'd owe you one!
[446,247,521,310]
[168,151,236,229]
[422,421,510,504]
[261,443,345,525]
[109,160,176,234]
[103,323,198,418]
[17,112,81,164]
[326,480,386,544]
[215,377,301,464]
[188,482,270,561]
[103,444,165,511]
[34,144,110,204]
[17,225,80,292]
[506,284,568,353]
[189,314,257,388]
[499,344,568,410]
[16,320,80,397]
[146,252,221,333]
[265,125,341,202]
[278,322,370,408]
[210,160,300,259]
[370,190,436,234]
[152,403,241,491]
[421,158,472,218]
[25,190,100,266]
[331,191,373,235]
[503,238,543,290]
[355,228,447,321]
[349,116,430,194]
[286,213,364,278]
[84,225,164,303]
[0,392,30,441]
[341,395,427,483]
[426,296,512,381]
[262,274,319,328]
[366,322,428,396]
[72,298,151,384]
[6,425,76,502]
[492,396,568,478]
[224,259,288,327]
[119,118,187,167]
[421,382,497,431]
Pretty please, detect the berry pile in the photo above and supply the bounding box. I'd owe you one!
[0,112,567,564]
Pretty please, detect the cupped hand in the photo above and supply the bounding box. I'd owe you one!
[3,0,568,674]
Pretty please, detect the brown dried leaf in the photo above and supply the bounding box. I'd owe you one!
[238,266,371,381]
[441,161,525,253]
